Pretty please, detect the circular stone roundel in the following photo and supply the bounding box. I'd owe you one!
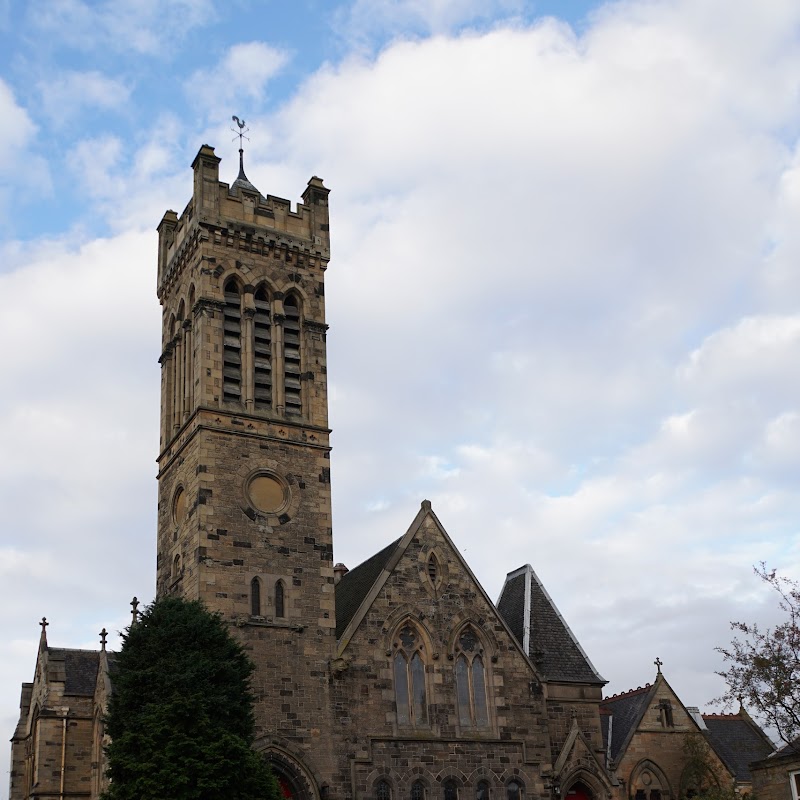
[247,473,289,515]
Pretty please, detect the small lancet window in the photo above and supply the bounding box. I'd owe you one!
[251,577,261,616]
[412,781,426,800]
[476,781,490,800]
[506,782,523,800]
[253,286,272,410]
[275,580,285,618]
[377,780,392,800]
[392,623,428,726]
[283,294,302,416]
[222,279,242,404]
[427,553,439,584]
[659,699,674,728]
[172,554,181,578]
[444,780,459,800]
[454,626,490,728]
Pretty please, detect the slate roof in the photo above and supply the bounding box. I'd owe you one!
[703,713,775,781]
[599,684,655,762]
[772,739,800,758]
[50,649,100,696]
[497,565,605,684]
[335,537,402,638]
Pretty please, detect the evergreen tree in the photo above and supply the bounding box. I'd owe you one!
[102,596,279,800]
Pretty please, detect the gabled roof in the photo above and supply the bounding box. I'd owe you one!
[703,713,775,781]
[600,683,656,762]
[49,648,100,696]
[497,565,605,684]
[334,501,538,672]
[335,537,401,638]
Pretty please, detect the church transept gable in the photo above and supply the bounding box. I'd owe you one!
[330,500,551,768]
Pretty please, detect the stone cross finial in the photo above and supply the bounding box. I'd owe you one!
[131,597,140,625]
[100,628,108,651]
[40,617,48,632]
[654,656,663,674]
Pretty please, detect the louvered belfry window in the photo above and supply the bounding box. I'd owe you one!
[222,280,242,403]
[283,294,302,416]
[253,286,272,409]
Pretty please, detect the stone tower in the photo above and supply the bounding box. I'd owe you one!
[155,144,335,795]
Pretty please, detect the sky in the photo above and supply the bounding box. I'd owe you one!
[2,0,800,792]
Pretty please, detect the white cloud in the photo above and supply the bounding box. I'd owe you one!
[38,70,132,126]
[186,42,290,118]
[0,79,51,223]
[335,0,526,48]
[29,0,215,55]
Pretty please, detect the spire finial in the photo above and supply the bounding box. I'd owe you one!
[130,596,140,626]
[100,628,108,651]
[654,656,663,674]
[231,115,250,179]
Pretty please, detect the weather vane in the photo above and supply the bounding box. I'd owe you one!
[231,116,250,149]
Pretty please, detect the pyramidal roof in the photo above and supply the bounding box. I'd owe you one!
[497,564,605,685]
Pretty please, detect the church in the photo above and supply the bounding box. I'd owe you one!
[8,145,776,800]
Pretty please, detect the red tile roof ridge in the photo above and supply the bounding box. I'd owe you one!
[602,682,651,701]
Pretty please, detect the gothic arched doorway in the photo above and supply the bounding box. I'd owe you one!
[565,781,594,800]
[265,750,317,800]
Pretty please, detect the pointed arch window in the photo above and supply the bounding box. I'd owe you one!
[283,294,302,416]
[412,781,426,800]
[251,577,262,616]
[506,782,523,800]
[476,781,490,800]
[222,279,242,403]
[454,626,490,729]
[377,780,392,800]
[275,580,285,618]
[427,553,439,584]
[392,623,428,726]
[253,286,272,409]
[444,780,459,800]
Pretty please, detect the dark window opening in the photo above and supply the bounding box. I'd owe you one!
[454,626,489,728]
[444,780,458,800]
[223,280,242,404]
[251,577,261,616]
[507,782,522,800]
[275,580,285,618]
[427,553,438,583]
[283,294,302,416]
[393,623,428,726]
[377,780,391,800]
[253,286,272,409]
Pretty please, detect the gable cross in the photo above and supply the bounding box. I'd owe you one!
[100,628,108,651]
[654,656,663,674]
[39,617,48,633]
[131,596,140,625]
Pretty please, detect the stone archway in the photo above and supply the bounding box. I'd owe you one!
[266,749,318,800]
[564,780,594,800]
